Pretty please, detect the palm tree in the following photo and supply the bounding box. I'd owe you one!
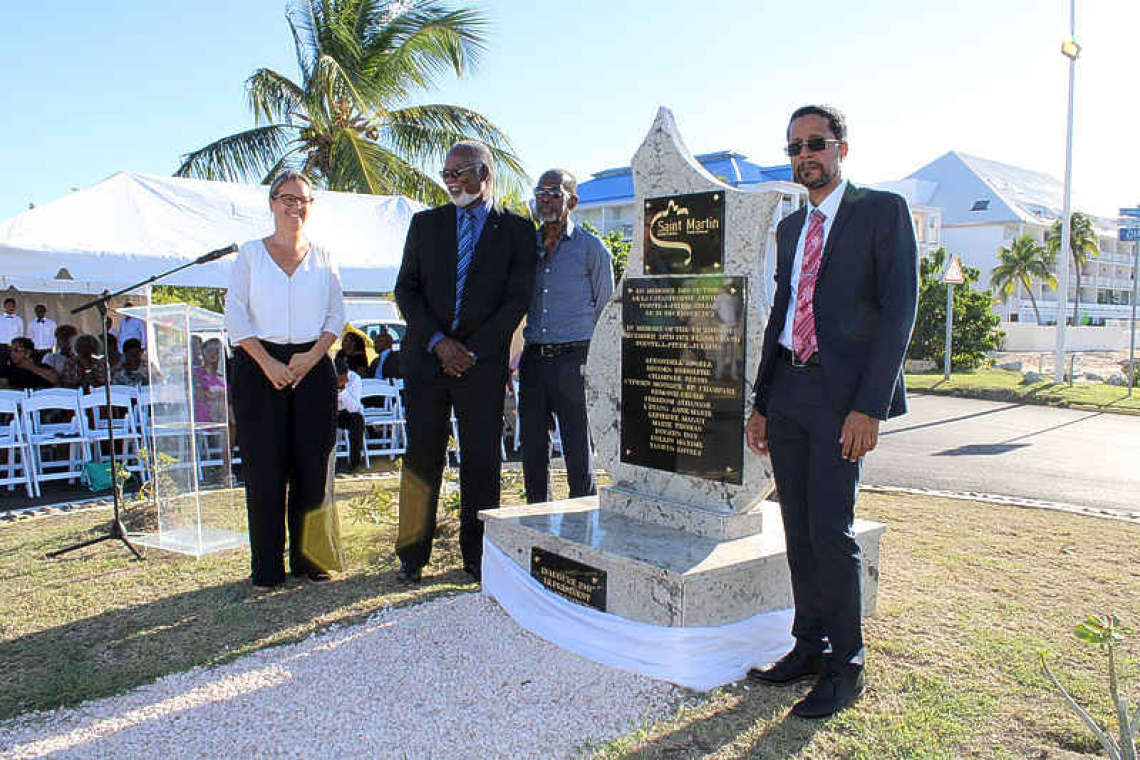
[176,0,526,205]
[1046,211,1100,324]
[990,234,1056,325]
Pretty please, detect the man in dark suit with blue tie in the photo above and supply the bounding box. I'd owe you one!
[746,105,918,718]
[393,140,536,584]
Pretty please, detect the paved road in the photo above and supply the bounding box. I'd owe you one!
[866,394,1139,515]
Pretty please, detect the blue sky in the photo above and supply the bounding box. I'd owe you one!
[3,0,1137,222]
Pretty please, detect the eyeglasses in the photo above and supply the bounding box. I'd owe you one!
[439,164,481,181]
[272,193,314,207]
[533,186,567,200]
[785,137,843,157]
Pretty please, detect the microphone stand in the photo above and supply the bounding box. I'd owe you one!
[48,244,238,560]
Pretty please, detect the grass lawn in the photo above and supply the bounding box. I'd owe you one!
[906,367,1140,415]
[2,476,1138,758]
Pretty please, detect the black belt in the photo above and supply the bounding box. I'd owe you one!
[528,340,590,358]
[777,345,820,366]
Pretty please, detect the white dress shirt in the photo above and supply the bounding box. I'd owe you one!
[118,315,146,349]
[28,317,57,350]
[44,352,69,374]
[779,179,848,350]
[0,314,24,345]
[225,239,346,345]
[338,370,363,414]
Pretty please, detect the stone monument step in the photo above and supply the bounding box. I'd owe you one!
[481,497,885,628]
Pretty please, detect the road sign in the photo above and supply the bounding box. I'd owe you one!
[942,255,965,284]
[1119,207,1140,218]
[1121,227,1140,242]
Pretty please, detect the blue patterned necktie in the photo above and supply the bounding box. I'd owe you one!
[453,210,475,329]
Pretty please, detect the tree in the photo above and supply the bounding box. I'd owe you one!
[151,286,225,313]
[175,0,526,205]
[579,221,630,283]
[908,247,1003,370]
[1046,211,1100,324]
[989,234,1056,325]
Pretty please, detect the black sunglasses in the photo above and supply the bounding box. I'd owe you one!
[439,164,481,181]
[533,186,567,199]
[785,137,843,157]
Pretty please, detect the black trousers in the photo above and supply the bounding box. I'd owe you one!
[396,359,507,569]
[233,341,337,586]
[337,410,365,469]
[518,345,595,504]
[765,358,865,666]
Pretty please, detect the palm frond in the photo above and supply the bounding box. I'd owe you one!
[286,0,321,84]
[327,128,446,203]
[361,2,488,96]
[383,103,529,194]
[246,68,306,125]
[310,52,379,117]
[174,125,299,183]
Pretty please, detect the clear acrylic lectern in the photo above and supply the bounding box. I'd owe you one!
[119,303,247,556]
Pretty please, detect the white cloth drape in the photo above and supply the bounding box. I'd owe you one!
[481,538,795,691]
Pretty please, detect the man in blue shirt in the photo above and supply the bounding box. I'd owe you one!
[519,170,614,503]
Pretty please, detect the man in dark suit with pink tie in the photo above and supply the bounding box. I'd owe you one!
[746,105,918,718]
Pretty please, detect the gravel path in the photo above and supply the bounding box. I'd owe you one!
[0,594,681,759]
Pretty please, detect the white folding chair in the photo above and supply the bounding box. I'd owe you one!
[360,379,405,461]
[80,388,145,477]
[0,396,36,498]
[22,388,87,488]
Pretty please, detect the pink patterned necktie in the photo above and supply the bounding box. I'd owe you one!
[792,209,826,362]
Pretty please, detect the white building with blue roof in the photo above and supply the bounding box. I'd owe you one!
[574,150,796,240]
[907,151,1137,324]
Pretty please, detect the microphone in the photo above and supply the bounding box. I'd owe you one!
[196,243,239,264]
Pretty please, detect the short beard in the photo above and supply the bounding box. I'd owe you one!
[449,189,480,208]
[795,163,834,190]
[538,209,563,224]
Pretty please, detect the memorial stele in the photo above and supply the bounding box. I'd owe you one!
[481,108,885,673]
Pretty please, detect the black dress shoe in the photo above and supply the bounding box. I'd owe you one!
[307,571,332,582]
[748,649,830,685]
[792,664,865,719]
[251,578,285,591]
[462,563,481,582]
[396,562,422,583]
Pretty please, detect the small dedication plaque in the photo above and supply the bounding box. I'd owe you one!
[621,276,746,483]
[643,190,725,274]
[531,548,607,612]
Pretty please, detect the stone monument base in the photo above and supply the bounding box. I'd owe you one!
[480,497,885,629]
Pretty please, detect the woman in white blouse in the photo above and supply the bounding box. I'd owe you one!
[225,170,345,589]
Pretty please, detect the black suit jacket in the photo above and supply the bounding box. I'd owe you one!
[753,183,918,420]
[394,203,536,379]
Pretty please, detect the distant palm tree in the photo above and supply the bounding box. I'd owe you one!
[175,0,525,204]
[990,234,1056,325]
[1046,211,1100,324]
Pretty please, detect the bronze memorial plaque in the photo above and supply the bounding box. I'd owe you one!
[530,548,607,611]
[643,190,725,275]
[620,275,746,484]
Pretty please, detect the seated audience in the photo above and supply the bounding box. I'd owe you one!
[112,338,149,386]
[335,357,365,472]
[367,331,402,380]
[336,331,370,377]
[192,338,229,423]
[61,334,109,391]
[0,337,58,390]
[44,325,78,374]
[104,333,121,372]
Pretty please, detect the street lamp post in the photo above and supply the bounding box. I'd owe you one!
[1054,0,1080,382]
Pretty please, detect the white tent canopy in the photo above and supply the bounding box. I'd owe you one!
[0,171,423,294]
